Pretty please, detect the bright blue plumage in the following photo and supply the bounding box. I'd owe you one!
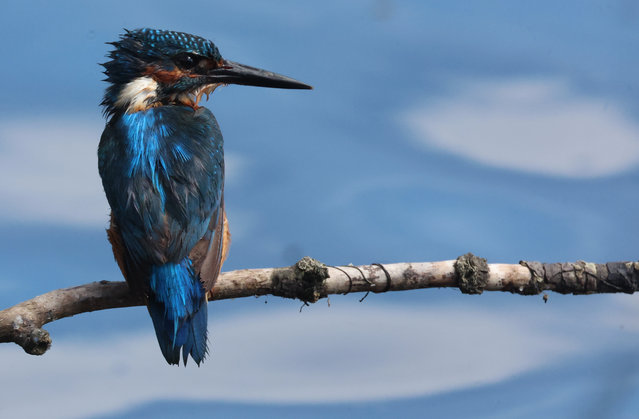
[98,28,310,366]
[99,105,222,365]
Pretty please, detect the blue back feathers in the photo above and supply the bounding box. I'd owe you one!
[99,104,224,365]
[99,107,223,266]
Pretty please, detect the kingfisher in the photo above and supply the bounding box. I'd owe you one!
[98,28,311,366]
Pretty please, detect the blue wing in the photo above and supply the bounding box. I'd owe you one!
[98,105,225,293]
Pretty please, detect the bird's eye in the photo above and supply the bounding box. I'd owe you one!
[173,53,199,70]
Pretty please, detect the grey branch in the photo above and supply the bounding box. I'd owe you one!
[1,253,638,356]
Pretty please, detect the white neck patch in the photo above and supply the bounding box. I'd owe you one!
[115,76,158,113]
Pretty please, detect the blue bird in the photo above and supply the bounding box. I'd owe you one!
[98,28,311,366]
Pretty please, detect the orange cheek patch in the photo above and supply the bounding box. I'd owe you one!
[144,66,184,83]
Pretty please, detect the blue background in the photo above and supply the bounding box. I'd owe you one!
[1,1,639,418]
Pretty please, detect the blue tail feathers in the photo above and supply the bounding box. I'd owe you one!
[147,259,208,366]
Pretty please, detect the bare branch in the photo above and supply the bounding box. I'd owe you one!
[1,253,638,356]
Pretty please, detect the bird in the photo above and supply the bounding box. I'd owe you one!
[98,28,311,366]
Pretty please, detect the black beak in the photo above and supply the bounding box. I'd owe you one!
[207,60,312,90]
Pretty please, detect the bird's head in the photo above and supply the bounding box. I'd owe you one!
[102,28,311,115]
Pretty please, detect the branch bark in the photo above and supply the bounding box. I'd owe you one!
[1,253,638,356]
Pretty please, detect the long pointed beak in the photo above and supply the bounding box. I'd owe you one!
[207,60,312,90]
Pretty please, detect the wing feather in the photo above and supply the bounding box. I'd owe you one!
[189,192,230,291]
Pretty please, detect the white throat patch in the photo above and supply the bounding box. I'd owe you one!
[115,76,158,113]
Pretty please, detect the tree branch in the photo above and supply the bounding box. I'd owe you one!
[1,253,638,355]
